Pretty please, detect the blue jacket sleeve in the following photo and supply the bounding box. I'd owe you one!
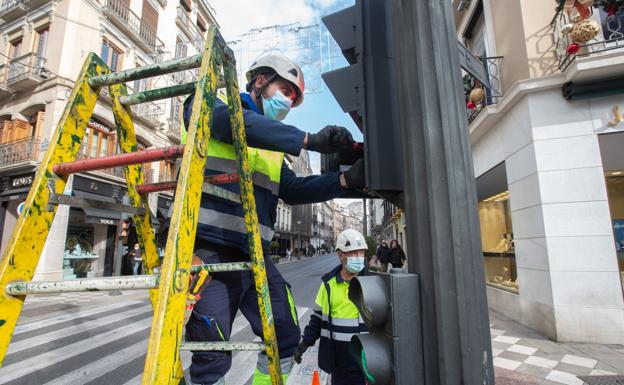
[184,96,306,156]
[279,162,347,205]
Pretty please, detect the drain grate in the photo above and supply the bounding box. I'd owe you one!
[578,376,624,385]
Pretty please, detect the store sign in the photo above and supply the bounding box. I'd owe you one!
[17,202,25,215]
[99,218,115,225]
[9,173,35,189]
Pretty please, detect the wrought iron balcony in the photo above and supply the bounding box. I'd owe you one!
[103,0,164,53]
[176,6,203,44]
[6,53,48,91]
[0,64,12,98]
[465,56,504,124]
[0,137,41,167]
[0,0,26,22]
[555,8,624,71]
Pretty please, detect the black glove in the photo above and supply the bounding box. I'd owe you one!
[293,340,311,364]
[307,125,354,153]
[343,159,365,189]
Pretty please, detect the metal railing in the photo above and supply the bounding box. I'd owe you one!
[466,56,504,124]
[555,8,624,71]
[0,137,41,166]
[7,53,46,83]
[132,101,166,126]
[103,0,164,52]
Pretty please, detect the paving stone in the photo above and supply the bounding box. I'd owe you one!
[494,341,514,350]
[561,355,598,369]
[494,357,523,371]
[495,335,522,344]
[525,356,559,369]
[554,362,594,377]
[508,344,539,355]
[500,350,537,363]
[516,363,552,378]
[546,369,585,385]
[495,367,539,385]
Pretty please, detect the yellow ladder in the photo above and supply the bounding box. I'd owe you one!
[0,25,284,385]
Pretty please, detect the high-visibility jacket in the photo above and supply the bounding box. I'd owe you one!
[180,92,347,254]
[302,265,369,373]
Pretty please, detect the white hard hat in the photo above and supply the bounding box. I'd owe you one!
[246,54,305,107]
[336,229,367,253]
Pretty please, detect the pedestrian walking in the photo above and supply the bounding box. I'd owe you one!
[390,239,406,269]
[376,240,392,272]
[130,243,142,275]
[294,229,369,385]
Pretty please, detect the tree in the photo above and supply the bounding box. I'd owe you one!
[364,236,377,259]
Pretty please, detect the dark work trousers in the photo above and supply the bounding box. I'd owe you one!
[186,248,301,385]
[331,367,366,385]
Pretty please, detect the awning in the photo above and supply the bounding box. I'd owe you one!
[73,190,122,225]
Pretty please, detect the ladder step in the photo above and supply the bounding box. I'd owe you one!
[48,194,146,216]
[53,145,185,176]
[5,263,252,295]
[136,173,240,194]
[179,342,265,352]
[190,262,251,273]
[5,275,159,295]
[88,54,202,87]
[119,82,196,106]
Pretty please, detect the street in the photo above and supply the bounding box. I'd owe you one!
[0,254,341,385]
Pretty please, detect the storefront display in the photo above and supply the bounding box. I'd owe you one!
[478,191,519,292]
[63,225,97,279]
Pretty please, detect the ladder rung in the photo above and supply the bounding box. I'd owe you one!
[88,54,202,87]
[179,342,265,352]
[48,194,146,216]
[5,275,159,295]
[5,263,252,295]
[119,82,196,106]
[136,173,240,194]
[190,262,251,274]
[53,145,185,176]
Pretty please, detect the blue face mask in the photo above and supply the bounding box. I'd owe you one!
[262,89,293,121]
[346,256,365,274]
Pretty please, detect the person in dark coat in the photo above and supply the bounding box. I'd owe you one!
[375,240,392,272]
[390,239,406,269]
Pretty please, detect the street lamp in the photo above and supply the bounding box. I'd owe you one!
[296,220,302,258]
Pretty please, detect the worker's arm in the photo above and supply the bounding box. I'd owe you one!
[301,283,326,345]
[279,162,347,205]
[184,97,305,156]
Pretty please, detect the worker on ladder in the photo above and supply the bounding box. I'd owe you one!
[180,54,366,385]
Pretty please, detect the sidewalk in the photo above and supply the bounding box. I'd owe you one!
[490,310,624,385]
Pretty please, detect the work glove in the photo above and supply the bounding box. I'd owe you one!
[307,125,354,153]
[343,158,366,189]
[293,340,311,364]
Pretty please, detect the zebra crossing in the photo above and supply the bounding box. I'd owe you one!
[0,291,320,385]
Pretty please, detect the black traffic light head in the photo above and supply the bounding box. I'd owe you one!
[322,0,403,196]
[348,272,422,385]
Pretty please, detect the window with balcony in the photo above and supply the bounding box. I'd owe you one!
[197,15,207,34]
[80,120,117,160]
[101,39,123,72]
[180,0,191,13]
[0,111,44,166]
[159,159,177,182]
[141,0,159,35]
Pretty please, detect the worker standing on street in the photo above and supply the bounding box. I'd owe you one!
[180,55,366,385]
[294,229,369,385]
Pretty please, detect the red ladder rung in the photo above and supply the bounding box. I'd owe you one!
[135,173,241,194]
[53,145,185,176]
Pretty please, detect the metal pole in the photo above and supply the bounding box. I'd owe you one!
[53,145,185,176]
[136,173,240,194]
[389,0,494,384]
[362,198,367,236]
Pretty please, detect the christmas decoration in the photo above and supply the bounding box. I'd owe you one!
[567,42,581,53]
[466,101,476,110]
[570,17,601,42]
[469,87,486,103]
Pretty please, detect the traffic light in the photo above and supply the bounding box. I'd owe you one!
[348,272,422,385]
[322,0,403,195]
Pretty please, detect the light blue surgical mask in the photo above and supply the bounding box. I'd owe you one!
[262,89,292,121]
[346,256,365,274]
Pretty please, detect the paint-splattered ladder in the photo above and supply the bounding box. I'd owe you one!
[0,25,283,385]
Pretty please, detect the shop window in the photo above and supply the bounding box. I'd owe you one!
[101,39,123,72]
[476,163,518,293]
[63,221,97,279]
[605,171,624,290]
[479,192,517,292]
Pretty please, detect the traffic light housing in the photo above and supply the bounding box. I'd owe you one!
[348,272,422,385]
[322,0,403,197]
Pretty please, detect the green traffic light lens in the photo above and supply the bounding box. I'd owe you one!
[361,350,376,383]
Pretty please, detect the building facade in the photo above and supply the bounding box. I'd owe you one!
[455,0,624,343]
[0,0,216,280]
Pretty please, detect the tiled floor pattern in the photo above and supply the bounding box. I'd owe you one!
[490,311,624,385]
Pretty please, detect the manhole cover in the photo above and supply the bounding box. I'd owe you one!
[578,376,624,385]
